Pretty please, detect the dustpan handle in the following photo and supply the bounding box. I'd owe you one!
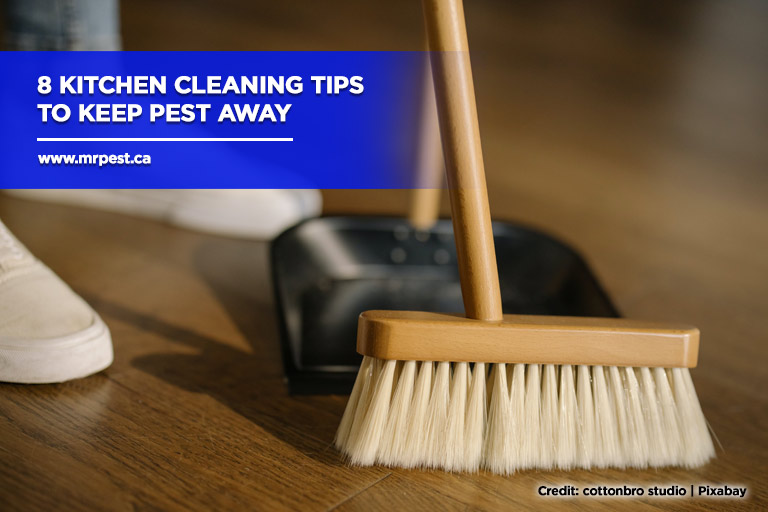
[422,0,503,322]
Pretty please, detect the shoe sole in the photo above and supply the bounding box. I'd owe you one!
[0,314,113,384]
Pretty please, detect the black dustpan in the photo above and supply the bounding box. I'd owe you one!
[271,215,618,394]
[271,59,617,394]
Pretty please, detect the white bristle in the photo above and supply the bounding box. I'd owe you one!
[444,362,469,471]
[338,359,714,473]
[592,365,621,467]
[377,360,416,465]
[672,368,715,467]
[576,365,595,468]
[464,362,486,470]
[401,361,433,468]
[655,367,682,463]
[556,365,578,469]
[338,356,377,453]
[508,364,526,472]
[335,356,374,451]
[484,363,511,474]
[425,362,451,467]
[521,364,541,468]
[608,366,631,468]
[540,364,559,468]
[347,359,396,465]
[639,366,669,466]
[623,366,649,467]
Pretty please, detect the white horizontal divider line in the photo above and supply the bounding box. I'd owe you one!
[37,137,293,142]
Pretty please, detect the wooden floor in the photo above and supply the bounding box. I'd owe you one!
[2,0,767,510]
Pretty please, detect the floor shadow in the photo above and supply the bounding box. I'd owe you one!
[81,237,349,466]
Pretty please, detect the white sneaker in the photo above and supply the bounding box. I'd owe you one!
[4,189,322,239]
[0,220,113,383]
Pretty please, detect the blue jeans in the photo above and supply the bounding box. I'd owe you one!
[4,0,121,50]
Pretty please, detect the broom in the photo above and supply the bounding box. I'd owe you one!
[335,0,715,474]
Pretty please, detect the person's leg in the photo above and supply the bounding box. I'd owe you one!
[0,0,117,383]
[4,0,322,240]
[4,0,121,50]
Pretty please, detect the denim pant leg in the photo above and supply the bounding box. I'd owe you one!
[4,0,121,50]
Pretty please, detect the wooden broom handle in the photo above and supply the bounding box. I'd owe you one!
[422,0,503,321]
